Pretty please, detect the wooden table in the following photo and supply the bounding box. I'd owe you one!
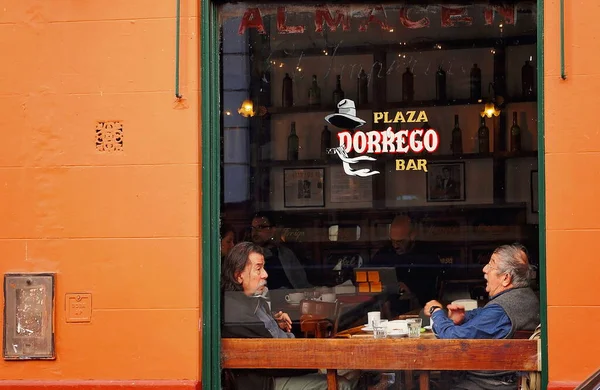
[222,337,539,390]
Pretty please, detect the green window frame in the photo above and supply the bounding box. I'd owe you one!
[200,1,549,388]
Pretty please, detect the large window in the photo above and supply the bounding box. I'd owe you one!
[218,1,539,387]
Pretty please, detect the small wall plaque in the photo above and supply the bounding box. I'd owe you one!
[3,273,55,360]
[65,293,92,323]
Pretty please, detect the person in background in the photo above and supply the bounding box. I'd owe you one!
[220,223,236,260]
[424,243,540,390]
[221,242,356,390]
[250,211,311,290]
[371,215,440,312]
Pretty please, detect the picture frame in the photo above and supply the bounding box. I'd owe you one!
[531,170,539,213]
[283,168,325,208]
[426,162,466,202]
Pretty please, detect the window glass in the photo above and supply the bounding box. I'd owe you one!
[219,1,539,386]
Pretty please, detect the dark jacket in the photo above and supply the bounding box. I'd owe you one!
[221,291,315,390]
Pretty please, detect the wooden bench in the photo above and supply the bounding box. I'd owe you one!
[221,338,540,390]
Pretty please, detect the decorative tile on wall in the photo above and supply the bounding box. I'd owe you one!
[95,121,123,152]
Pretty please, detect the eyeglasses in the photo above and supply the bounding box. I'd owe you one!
[484,261,505,274]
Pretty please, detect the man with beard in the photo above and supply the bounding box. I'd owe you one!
[221,242,356,390]
[424,244,540,390]
[370,215,441,313]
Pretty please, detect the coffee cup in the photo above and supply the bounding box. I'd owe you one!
[285,292,304,304]
[319,293,336,302]
[367,311,381,328]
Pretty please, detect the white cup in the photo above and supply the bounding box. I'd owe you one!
[319,293,336,302]
[285,292,304,304]
[367,311,381,328]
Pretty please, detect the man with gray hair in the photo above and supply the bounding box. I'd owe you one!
[424,243,540,389]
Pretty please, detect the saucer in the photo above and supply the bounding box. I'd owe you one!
[287,302,301,306]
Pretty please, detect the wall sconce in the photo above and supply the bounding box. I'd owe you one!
[481,101,501,118]
[238,99,256,117]
[480,83,503,118]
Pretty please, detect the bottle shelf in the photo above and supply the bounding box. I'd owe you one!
[266,96,536,116]
[269,35,537,59]
[257,151,537,167]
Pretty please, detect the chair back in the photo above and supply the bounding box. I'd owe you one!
[299,299,341,338]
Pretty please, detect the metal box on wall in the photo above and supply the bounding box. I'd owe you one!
[3,273,55,360]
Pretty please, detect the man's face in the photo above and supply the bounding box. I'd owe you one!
[236,252,268,296]
[390,222,413,255]
[483,254,510,296]
[251,217,274,246]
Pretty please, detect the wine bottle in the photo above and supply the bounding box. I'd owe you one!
[470,64,482,101]
[282,73,293,107]
[287,121,299,160]
[308,75,321,106]
[436,66,447,102]
[357,69,369,105]
[402,67,414,102]
[521,61,534,98]
[451,115,463,155]
[333,75,345,106]
[320,125,332,160]
[510,112,522,152]
[478,116,490,153]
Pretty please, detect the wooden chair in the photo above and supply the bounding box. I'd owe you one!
[299,299,341,338]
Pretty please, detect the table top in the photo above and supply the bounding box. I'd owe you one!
[335,314,436,339]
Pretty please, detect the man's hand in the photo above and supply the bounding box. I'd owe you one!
[424,300,443,317]
[273,311,292,332]
[445,304,466,325]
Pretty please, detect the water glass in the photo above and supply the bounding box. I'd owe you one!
[373,319,388,339]
[407,318,422,338]
[373,325,387,339]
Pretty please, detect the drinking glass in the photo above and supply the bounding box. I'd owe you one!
[407,318,422,338]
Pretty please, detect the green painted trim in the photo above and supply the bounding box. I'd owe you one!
[201,0,221,388]
[175,0,182,98]
[536,0,549,388]
[560,0,567,80]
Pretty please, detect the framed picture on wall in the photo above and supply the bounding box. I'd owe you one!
[426,162,466,202]
[531,170,539,213]
[283,168,325,208]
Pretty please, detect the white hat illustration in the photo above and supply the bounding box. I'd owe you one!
[325,99,366,130]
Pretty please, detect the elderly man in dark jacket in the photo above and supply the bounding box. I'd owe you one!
[221,242,356,390]
[424,243,540,390]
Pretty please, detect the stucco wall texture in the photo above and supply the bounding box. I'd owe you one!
[0,0,202,383]
[1,0,600,388]
[544,0,600,387]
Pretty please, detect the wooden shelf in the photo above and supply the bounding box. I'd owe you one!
[266,96,536,116]
[269,35,537,59]
[257,151,537,167]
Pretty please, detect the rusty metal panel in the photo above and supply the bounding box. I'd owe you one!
[3,273,55,360]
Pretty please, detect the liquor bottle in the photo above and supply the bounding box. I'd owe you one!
[282,73,293,107]
[287,121,299,160]
[332,75,345,106]
[402,67,414,102]
[320,125,332,160]
[510,112,522,152]
[308,75,321,106]
[357,69,369,105]
[522,61,534,98]
[478,116,490,153]
[470,64,482,101]
[451,114,463,155]
[436,66,447,102]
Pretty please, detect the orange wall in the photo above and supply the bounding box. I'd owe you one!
[545,0,600,386]
[0,0,201,382]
